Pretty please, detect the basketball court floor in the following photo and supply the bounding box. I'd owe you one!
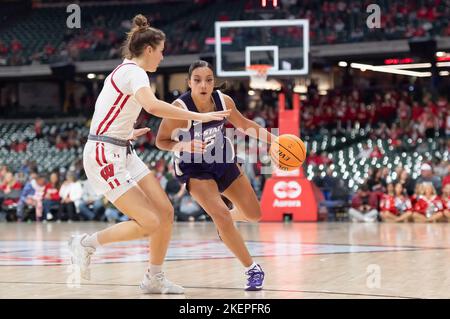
[0,221,448,299]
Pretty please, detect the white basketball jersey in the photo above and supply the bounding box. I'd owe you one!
[89,59,150,140]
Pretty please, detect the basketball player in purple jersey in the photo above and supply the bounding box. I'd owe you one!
[156,60,277,290]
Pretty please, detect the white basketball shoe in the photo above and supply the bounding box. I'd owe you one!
[68,233,96,280]
[140,272,185,294]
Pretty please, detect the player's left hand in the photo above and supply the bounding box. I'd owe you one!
[127,127,151,141]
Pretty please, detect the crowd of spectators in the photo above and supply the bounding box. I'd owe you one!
[0,157,208,223]
[275,0,450,44]
[1,0,450,66]
[316,161,450,223]
[0,74,449,223]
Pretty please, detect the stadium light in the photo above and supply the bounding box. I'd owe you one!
[350,63,431,77]
[87,73,96,79]
[382,63,432,69]
[437,62,450,67]
[440,71,450,76]
[338,61,348,67]
[436,51,446,57]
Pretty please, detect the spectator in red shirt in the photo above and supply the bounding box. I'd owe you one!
[397,100,411,129]
[10,139,27,152]
[10,38,23,53]
[55,136,69,150]
[381,183,413,222]
[0,172,23,208]
[42,172,61,221]
[411,102,423,121]
[380,183,396,222]
[43,43,56,57]
[370,146,383,159]
[440,183,450,220]
[0,41,8,55]
[413,183,445,222]
[34,118,44,139]
[442,162,450,188]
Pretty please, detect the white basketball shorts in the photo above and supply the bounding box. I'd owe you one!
[83,140,150,202]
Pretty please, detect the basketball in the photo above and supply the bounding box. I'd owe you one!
[270,134,306,171]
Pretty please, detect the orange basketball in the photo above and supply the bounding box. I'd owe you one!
[270,134,306,171]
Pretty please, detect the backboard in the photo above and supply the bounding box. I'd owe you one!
[215,19,309,77]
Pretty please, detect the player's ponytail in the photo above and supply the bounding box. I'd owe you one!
[187,60,228,91]
[122,14,166,59]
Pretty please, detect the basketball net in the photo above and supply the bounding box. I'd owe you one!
[246,64,271,90]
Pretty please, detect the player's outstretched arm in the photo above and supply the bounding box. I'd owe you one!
[135,87,230,122]
[155,101,206,154]
[224,94,277,144]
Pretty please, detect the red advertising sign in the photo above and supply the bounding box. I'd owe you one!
[260,93,318,222]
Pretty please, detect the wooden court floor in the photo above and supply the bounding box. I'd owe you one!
[0,221,449,299]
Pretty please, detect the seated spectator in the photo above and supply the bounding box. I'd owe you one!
[380,183,413,222]
[348,184,379,222]
[357,143,373,160]
[442,184,450,221]
[370,146,383,159]
[319,178,351,221]
[379,183,396,222]
[397,169,415,196]
[0,172,23,220]
[10,38,23,53]
[442,162,450,188]
[177,195,205,221]
[34,118,44,139]
[58,173,82,222]
[42,172,61,221]
[412,183,445,223]
[77,180,104,221]
[16,173,46,222]
[414,163,442,195]
[103,197,128,223]
[366,168,386,192]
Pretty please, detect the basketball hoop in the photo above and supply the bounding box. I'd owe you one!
[246,64,271,90]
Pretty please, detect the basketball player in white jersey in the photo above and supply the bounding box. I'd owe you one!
[69,14,230,294]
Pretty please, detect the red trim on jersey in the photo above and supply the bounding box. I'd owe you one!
[100,143,107,164]
[114,178,120,187]
[110,62,137,94]
[96,93,123,135]
[99,94,131,135]
[95,142,103,167]
[95,62,136,135]
[108,182,114,189]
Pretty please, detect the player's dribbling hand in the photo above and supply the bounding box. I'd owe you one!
[127,127,151,141]
[196,109,231,123]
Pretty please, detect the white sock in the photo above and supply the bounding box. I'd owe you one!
[148,264,163,276]
[245,262,258,272]
[81,233,101,249]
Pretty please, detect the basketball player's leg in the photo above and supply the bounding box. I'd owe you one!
[136,171,174,266]
[222,171,261,223]
[122,154,183,294]
[190,175,265,290]
[95,185,161,244]
[188,178,253,267]
[69,183,162,281]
